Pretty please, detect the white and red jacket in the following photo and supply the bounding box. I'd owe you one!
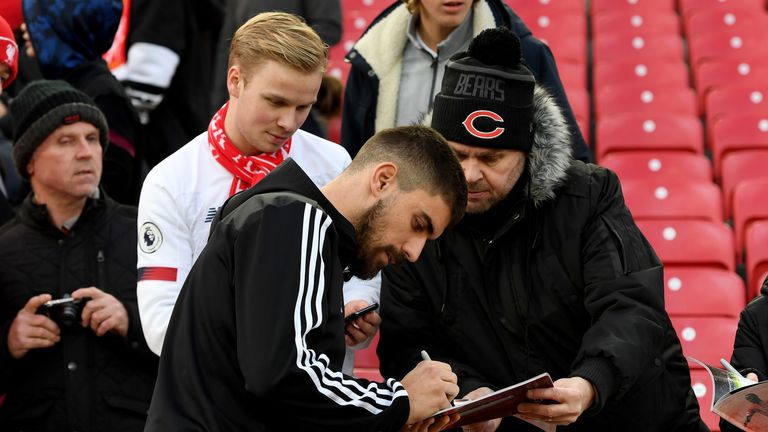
[137,129,350,355]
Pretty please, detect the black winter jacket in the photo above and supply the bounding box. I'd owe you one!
[0,193,158,432]
[341,0,590,162]
[378,87,707,431]
[720,279,768,432]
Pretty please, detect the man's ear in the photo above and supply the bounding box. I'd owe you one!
[227,65,242,99]
[26,155,35,177]
[369,163,397,198]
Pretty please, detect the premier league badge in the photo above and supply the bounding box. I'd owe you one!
[139,222,163,254]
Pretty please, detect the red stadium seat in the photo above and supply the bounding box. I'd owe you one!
[671,316,738,368]
[592,12,680,38]
[733,178,768,264]
[353,332,383,381]
[340,0,391,11]
[504,0,584,17]
[555,62,587,95]
[680,0,766,19]
[709,115,768,179]
[342,8,377,38]
[593,60,689,91]
[526,13,586,45]
[595,85,698,120]
[327,59,351,86]
[593,34,684,65]
[591,0,675,15]
[566,88,589,124]
[690,368,725,431]
[600,152,712,183]
[746,221,768,296]
[664,266,745,317]
[689,32,768,66]
[622,180,723,223]
[705,84,768,124]
[354,332,380,369]
[539,34,587,66]
[720,150,768,220]
[686,7,768,39]
[637,220,735,271]
[694,58,768,104]
[596,114,703,160]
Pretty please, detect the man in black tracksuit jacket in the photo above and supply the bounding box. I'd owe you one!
[377,29,708,431]
[0,81,157,431]
[145,126,469,431]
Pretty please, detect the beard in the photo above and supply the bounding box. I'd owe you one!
[349,198,406,280]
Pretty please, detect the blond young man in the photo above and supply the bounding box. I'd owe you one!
[136,12,352,356]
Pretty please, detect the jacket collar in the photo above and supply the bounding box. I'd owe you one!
[18,189,106,235]
[216,159,358,268]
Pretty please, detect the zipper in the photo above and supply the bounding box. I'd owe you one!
[96,250,107,289]
[427,53,439,110]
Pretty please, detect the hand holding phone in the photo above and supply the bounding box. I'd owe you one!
[344,302,379,324]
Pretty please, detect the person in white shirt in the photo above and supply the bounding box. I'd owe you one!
[136,12,373,356]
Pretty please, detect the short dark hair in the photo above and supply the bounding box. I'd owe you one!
[348,126,467,227]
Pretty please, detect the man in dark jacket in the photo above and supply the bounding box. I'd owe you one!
[341,0,589,162]
[377,28,707,431]
[145,126,467,431]
[0,80,157,431]
[21,0,143,204]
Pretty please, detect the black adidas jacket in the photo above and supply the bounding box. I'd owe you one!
[145,159,409,431]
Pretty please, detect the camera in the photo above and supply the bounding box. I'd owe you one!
[37,294,91,327]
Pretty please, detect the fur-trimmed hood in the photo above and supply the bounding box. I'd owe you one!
[426,84,572,207]
[526,85,573,206]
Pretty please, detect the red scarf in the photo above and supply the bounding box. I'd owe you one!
[208,103,292,196]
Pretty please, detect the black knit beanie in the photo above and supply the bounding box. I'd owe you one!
[11,80,108,179]
[431,27,535,151]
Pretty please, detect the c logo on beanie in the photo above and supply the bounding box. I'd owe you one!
[462,110,505,139]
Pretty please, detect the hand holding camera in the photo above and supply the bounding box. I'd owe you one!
[7,294,61,359]
[71,287,130,338]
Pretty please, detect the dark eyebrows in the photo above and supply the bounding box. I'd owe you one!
[419,211,435,236]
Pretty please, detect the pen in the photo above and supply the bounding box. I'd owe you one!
[721,358,746,380]
[421,350,431,361]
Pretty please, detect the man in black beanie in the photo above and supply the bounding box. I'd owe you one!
[377,28,708,431]
[0,80,157,431]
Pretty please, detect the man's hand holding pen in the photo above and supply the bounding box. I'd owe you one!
[400,350,460,430]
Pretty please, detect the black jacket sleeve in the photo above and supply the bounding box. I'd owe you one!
[568,167,668,411]
[340,56,377,159]
[232,201,409,431]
